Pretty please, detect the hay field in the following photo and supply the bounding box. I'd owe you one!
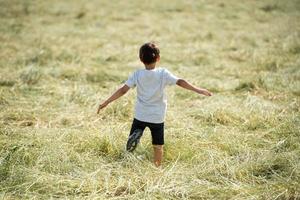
[0,0,300,199]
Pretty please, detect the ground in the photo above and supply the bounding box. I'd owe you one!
[0,0,300,199]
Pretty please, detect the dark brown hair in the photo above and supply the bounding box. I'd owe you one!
[139,42,160,64]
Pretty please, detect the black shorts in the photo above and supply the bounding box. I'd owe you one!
[129,118,164,145]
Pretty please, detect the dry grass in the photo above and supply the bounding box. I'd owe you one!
[0,0,300,199]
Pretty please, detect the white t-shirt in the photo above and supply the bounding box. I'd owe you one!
[125,67,179,123]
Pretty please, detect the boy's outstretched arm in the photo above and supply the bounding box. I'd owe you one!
[176,79,212,96]
[97,84,130,114]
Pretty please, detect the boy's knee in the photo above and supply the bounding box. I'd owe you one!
[153,145,163,151]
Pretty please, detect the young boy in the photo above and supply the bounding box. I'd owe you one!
[97,42,212,167]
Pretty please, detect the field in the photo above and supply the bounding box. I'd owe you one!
[1,0,300,199]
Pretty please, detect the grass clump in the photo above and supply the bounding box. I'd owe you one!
[260,4,280,12]
[19,66,41,85]
[235,81,256,91]
[0,80,15,87]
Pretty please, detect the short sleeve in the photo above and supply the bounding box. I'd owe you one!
[164,69,179,86]
[125,71,137,88]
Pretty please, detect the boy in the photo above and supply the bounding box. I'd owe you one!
[97,42,212,167]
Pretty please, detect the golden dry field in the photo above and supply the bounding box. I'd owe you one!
[0,0,300,199]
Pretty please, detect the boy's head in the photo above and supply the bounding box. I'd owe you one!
[139,42,160,65]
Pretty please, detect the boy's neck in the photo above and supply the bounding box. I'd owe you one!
[145,62,156,70]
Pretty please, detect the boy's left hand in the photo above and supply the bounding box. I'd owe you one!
[97,102,108,114]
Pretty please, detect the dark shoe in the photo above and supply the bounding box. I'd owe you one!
[126,129,143,152]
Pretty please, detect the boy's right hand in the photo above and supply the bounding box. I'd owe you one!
[97,101,108,114]
[200,89,213,96]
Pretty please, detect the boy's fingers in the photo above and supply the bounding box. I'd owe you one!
[97,103,108,114]
[200,90,211,96]
[205,90,212,96]
[97,104,103,114]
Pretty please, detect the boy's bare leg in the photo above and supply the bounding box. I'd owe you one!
[153,145,163,167]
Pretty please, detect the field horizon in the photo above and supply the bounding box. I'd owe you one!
[0,0,300,199]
